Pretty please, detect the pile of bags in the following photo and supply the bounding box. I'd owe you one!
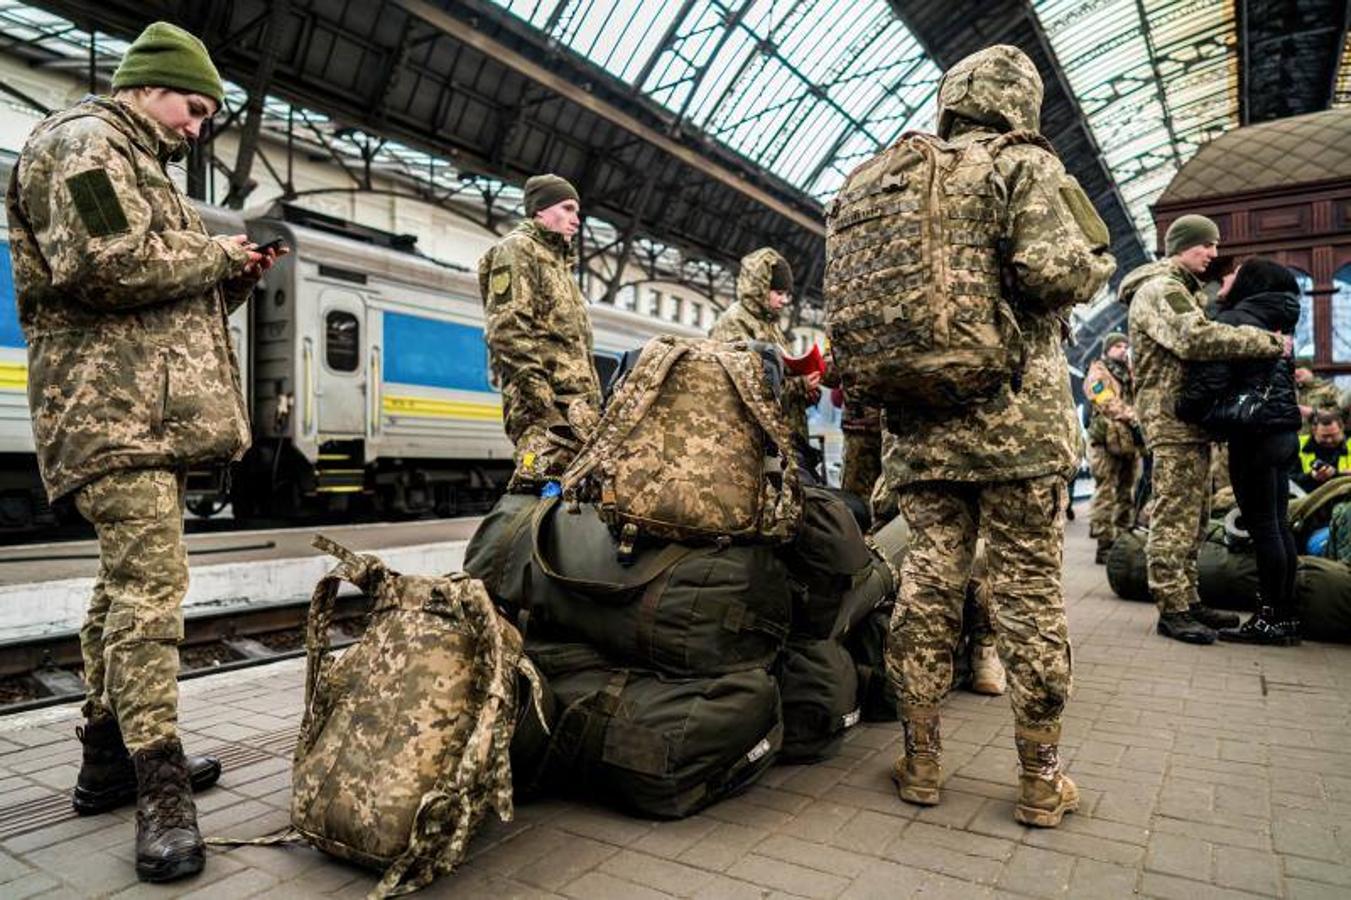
[465,337,905,819]
[1105,477,1351,641]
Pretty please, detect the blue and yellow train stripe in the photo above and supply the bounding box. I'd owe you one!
[381,393,502,422]
[0,362,26,392]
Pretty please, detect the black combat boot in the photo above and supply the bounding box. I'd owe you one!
[1188,604,1240,630]
[73,715,221,815]
[1219,607,1300,646]
[1157,610,1216,644]
[132,738,205,883]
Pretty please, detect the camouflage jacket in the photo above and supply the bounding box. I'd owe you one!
[883,125,1116,487]
[1121,260,1283,450]
[1299,377,1341,417]
[6,96,254,501]
[1083,356,1136,454]
[478,220,602,447]
[709,248,811,439]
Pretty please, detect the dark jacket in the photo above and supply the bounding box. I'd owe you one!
[1176,291,1302,436]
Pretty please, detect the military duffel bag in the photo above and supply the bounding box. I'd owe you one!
[561,335,803,555]
[778,637,861,763]
[523,636,613,681]
[1106,528,1150,602]
[541,666,783,819]
[463,491,541,616]
[844,603,901,722]
[220,537,546,898]
[786,486,879,639]
[529,498,791,677]
[1296,557,1351,642]
[509,667,558,801]
[1197,540,1258,611]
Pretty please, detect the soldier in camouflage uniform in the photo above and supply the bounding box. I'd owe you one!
[840,398,882,499]
[881,45,1116,827]
[1082,332,1139,563]
[6,22,279,882]
[478,174,602,493]
[711,248,818,445]
[1121,214,1286,644]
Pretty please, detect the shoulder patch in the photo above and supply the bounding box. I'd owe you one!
[65,168,129,237]
[1058,176,1109,249]
[490,268,511,296]
[1165,290,1196,315]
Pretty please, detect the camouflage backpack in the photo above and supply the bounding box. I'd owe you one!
[824,130,1052,412]
[1329,501,1351,564]
[229,537,545,898]
[561,336,803,555]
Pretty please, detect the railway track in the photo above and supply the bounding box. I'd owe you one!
[0,595,371,715]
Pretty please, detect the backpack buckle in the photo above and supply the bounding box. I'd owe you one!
[617,523,638,565]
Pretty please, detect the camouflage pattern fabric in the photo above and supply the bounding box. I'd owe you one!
[1331,502,1351,564]
[6,96,253,501]
[285,537,542,898]
[1146,443,1212,615]
[74,468,187,752]
[888,475,1071,730]
[1083,356,1136,456]
[870,428,903,527]
[871,51,1115,488]
[478,219,602,490]
[1088,444,1138,549]
[709,248,811,440]
[1299,376,1341,421]
[562,336,803,547]
[841,428,882,500]
[1120,259,1283,452]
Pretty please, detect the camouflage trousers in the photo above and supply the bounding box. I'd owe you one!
[1146,443,1212,615]
[74,468,188,752]
[888,475,1071,729]
[1088,444,1138,548]
[840,429,883,501]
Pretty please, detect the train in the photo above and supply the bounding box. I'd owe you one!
[0,159,705,529]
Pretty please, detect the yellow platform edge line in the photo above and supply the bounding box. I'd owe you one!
[0,362,26,392]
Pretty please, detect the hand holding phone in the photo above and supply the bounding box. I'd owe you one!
[251,238,287,255]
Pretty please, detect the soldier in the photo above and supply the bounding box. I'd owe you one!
[1083,332,1139,563]
[839,398,883,500]
[478,174,602,493]
[710,248,819,445]
[1294,362,1341,427]
[1121,214,1288,644]
[6,22,279,881]
[882,45,1115,827]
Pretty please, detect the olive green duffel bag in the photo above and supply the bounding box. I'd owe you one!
[785,487,875,638]
[541,666,783,819]
[463,492,540,616]
[1105,528,1150,602]
[1296,557,1351,642]
[1108,526,1260,610]
[843,604,900,723]
[529,499,791,677]
[778,637,860,763]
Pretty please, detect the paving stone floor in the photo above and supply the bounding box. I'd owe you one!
[2,507,1350,899]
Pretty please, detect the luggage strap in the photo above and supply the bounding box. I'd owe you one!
[530,497,695,598]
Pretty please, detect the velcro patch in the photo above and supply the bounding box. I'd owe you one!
[1059,177,1109,249]
[490,268,511,296]
[1166,291,1196,315]
[66,168,129,237]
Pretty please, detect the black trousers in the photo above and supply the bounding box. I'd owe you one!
[1227,431,1300,612]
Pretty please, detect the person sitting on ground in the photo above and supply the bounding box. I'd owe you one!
[1177,258,1303,645]
[1293,410,1351,493]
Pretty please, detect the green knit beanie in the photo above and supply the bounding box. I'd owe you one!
[112,22,225,106]
[1164,214,1220,256]
[1102,331,1128,352]
[524,174,580,216]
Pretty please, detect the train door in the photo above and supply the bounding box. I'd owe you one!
[316,288,368,436]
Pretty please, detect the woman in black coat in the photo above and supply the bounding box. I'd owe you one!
[1177,258,1303,645]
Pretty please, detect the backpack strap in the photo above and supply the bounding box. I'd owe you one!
[530,497,695,598]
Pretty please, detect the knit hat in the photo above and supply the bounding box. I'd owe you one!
[769,256,793,293]
[525,174,579,216]
[111,22,225,105]
[1164,214,1220,256]
[1102,331,1128,352]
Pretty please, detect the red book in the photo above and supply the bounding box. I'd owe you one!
[783,344,824,377]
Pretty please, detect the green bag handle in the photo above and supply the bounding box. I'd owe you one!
[530,497,695,599]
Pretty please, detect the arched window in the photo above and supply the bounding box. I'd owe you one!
[1289,267,1315,359]
[1333,264,1351,364]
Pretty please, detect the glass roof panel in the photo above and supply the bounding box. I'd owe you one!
[486,0,941,201]
[1031,0,1239,248]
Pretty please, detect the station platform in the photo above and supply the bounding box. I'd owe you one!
[2,508,1349,899]
[0,519,479,640]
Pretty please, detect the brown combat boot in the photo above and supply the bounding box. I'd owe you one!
[132,738,205,883]
[74,714,221,815]
[892,706,941,806]
[1013,724,1079,828]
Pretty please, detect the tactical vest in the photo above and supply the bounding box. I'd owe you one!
[825,130,1052,412]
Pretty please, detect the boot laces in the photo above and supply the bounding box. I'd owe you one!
[1020,739,1060,780]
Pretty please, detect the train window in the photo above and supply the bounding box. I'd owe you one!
[326,311,360,372]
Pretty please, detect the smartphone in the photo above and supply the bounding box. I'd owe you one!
[251,238,287,254]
